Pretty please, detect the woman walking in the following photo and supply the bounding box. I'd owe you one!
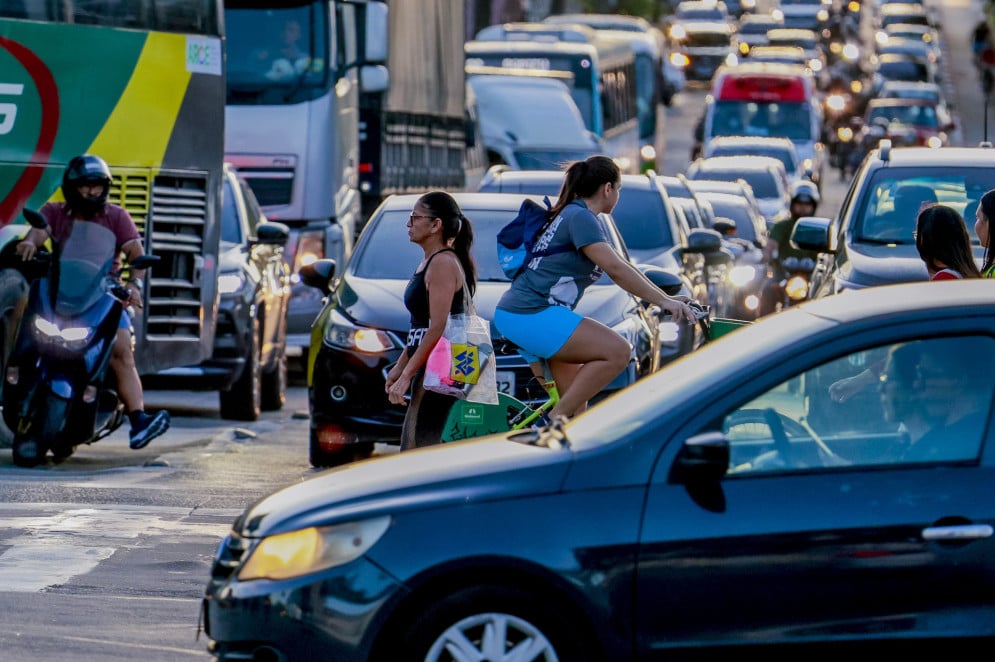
[385,192,476,450]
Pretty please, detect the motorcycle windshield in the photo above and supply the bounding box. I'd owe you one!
[54,222,117,317]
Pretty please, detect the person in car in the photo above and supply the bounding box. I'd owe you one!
[973,188,995,277]
[870,184,938,240]
[385,191,477,450]
[915,205,982,280]
[493,155,696,424]
[15,154,170,450]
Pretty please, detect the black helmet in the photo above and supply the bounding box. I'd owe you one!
[790,180,820,209]
[62,154,112,217]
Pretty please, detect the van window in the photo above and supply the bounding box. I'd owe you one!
[712,100,812,141]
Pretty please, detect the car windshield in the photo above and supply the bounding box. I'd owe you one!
[611,189,675,249]
[769,36,817,50]
[740,22,774,35]
[694,168,779,198]
[702,197,757,241]
[878,60,929,82]
[712,100,813,141]
[354,206,624,283]
[867,104,938,128]
[854,167,995,243]
[882,87,940,103]
[683,31,731,47]
[221,179,243,245]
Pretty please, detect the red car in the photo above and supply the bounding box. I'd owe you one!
[863,98,953,148]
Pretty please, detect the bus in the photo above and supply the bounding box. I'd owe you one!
[0,0,226,378]
[223,0,388,359]
[465,37,641,172]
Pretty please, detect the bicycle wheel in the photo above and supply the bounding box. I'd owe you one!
[442,393,532,442]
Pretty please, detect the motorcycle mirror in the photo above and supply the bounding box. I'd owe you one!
[129,255,160,270]
[22,208,48,229]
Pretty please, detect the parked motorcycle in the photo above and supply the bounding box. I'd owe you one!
[2,209,158,467]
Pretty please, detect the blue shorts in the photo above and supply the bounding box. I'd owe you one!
[119,308,132,331]
[493,306,583,363]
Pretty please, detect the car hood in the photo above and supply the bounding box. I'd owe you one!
[843,241,929,287]
[337,275,637,335]
[232,438,572,538]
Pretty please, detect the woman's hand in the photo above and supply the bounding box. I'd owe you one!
[661,297,697,324]
[386,371,411,406]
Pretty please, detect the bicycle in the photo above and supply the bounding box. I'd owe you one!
[441,358,560,442]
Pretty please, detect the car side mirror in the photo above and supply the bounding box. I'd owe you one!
[791,216,832,253]
[670,431,730,483]
[252,221,290,246]
[640,266,683,296]
[685,227,723,254]
[22,208,47,229]
[300,258,337,295]
[712,217,737,236]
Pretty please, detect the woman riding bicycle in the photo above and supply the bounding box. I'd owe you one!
[493,156,697,423]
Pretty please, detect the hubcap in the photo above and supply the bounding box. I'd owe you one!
[426,612,557,662]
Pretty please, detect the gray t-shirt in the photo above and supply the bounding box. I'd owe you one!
[498,199,611,314]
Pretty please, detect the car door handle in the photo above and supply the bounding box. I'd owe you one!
[922,524,994,541]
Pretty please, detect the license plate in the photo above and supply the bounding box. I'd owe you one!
[496,371,515,395]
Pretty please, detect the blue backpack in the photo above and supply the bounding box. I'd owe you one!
[496,196,571,279]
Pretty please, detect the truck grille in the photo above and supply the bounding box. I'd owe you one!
[113,172,208,343]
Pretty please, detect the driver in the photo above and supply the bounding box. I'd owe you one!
[15,154,170,450]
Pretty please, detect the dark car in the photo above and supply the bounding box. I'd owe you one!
[478,167,727,359]
[303,192,666,466]
[800,143,994,299]
[204,280,995,661]
[145,164,290,421]
[863,98,952,147]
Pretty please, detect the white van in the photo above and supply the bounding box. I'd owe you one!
[466,73,603,170]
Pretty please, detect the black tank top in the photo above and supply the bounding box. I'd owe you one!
[403,248,465,355]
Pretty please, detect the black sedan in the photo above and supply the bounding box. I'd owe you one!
[144,164,291,421]
[303,192,663,466]
[204,280,995,660]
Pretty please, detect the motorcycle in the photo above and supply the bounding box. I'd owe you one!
[2,209,158,467]
[764,255,816,313]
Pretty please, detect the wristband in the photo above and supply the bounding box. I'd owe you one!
[128,278,144,292]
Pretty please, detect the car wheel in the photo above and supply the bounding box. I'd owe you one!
[260,352,286,412]
[0,269,28,449]
[219,318,261,421]
[308,426,372,467]
[387,585,591,662]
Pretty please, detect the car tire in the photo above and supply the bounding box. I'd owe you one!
[0,269,28,449]
[384,584,593,662]
[219,318,261,421]
[260,352,286,412]
[308,426,373,467]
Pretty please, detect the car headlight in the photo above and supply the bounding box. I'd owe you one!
[843,44,860,62]
[669,25,686,40]
[826,94,846,112]
[323,308,397,353]
[670,52,690,68]
[808,58,823,72]
[927,135,943,149]
[725,53,739,67]
[817,9,829,21]
[218,271,247,295]
[728,265,759,287]
[33,316,92,348]
[237,516,391,581]
[785,275,809,301]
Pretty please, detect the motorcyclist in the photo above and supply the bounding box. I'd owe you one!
[15,155,170,450]
[768,181,822,266]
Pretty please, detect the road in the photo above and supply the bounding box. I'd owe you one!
[0,1,988,659]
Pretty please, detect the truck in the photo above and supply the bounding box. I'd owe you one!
[222,0,389,359]
[358,0,470,221]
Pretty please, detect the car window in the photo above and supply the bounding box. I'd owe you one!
[717,336,995,476]
[354,206,626,283]
[868,104,937,128]
[612,189,675,249]
[854,167,995,243]
[221,178,243,245]
[237,177,263,234]
[710,146,797,174]
[712,100,813,141]
[695,168,779,199]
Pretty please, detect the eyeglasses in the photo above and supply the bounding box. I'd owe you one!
[409,213,437,223]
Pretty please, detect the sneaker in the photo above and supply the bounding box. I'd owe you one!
[129,410,170,450]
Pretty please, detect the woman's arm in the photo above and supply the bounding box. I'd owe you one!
[385,254,462,404]
[583,242,697,324]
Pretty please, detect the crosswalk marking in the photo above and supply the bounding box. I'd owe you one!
[0,506,234,593]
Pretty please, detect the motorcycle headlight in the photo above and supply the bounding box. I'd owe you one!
[237,516,391,581]
[826,95,846,112]
[725,53,739,67]
[323,309,397,353]
[33,316,92,348]
[669,25,686,40]
[218,271,247,296]
[786,275,809,301]
[843,44,860,62]
[817,9,829,22]
[728,265,759,287]
[837,126,854,142]
[670,52,690,68]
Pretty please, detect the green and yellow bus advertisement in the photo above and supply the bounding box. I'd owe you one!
[1,3,226,374]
